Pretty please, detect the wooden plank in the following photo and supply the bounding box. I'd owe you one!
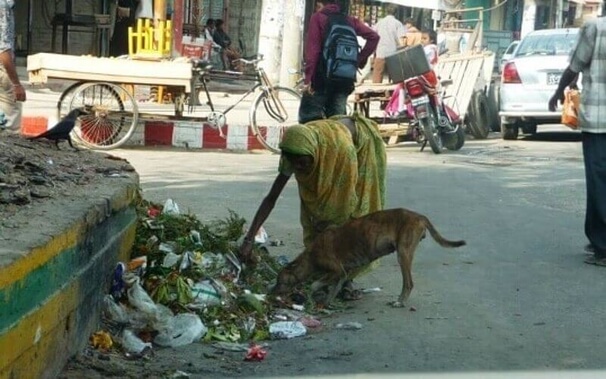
[354,83,394,94]
[28,69,192,92]
[435,52,487,119]
[26,53,194,92]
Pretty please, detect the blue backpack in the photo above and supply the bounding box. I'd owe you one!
[322,12,359,84]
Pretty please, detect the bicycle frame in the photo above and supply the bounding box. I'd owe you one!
[196,65,289,123]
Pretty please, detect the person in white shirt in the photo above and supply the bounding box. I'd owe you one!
[135,0,152,19]
[371,5,406,83]
[357,16,372,84]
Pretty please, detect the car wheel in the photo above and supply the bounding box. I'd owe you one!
[521,122,537,135]
[501,120,519,140]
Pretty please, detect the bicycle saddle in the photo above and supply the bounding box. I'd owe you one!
[192,59,212,70]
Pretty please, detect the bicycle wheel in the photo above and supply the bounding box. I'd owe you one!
[249,86,301,153]
[57,81,87,120]
[68,82,139,150]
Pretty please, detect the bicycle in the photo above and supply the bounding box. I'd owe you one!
[191,56,301,152]
[55,55,301,152]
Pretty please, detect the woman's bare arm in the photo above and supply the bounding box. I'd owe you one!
[239,173,291,260]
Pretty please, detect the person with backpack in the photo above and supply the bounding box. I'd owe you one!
[299,0,379,123]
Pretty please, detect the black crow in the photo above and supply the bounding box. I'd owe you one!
[29,108,88,150]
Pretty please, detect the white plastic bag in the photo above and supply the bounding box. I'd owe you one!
[127,278,158,317]
[121,330,152,354]
[103,295,129,324]
[162,252,182,268]
[269,321,307,339]
[255,226,269,244]
[154,313,207,347]
[163,199,180,215]
[190,280,222,309]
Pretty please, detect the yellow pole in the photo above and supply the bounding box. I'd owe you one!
[154,0,168,103]
[154,0,167,22]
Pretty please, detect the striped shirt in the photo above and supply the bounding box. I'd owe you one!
[0,0,14,54]
[569,17,606,134]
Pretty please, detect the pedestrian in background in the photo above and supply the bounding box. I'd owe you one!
[0,0,25,133]
[404,18,422,47]
[548,17,606,266]
[109,0,139,57]
[299,0,378,123]
[357,15,373,85]
[371,4,407,83]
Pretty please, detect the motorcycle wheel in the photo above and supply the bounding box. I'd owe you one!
[444,124,466,151]
[419,111,443,154]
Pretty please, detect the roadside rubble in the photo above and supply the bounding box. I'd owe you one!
[93,196,330,361]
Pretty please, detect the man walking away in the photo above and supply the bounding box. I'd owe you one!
[0,0,25,134]
[371,4,406,83]
[300,0,379,123]
[548,17,606,266]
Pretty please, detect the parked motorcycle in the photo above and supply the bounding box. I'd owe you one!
[403,74,465,154]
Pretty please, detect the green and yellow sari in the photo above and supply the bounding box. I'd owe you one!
[279,112,386,248]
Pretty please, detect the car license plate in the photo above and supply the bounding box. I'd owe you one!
[547,73,561,86]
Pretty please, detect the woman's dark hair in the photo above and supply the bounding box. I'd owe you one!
[215,19,224,28]
[422,29,437,44]
[206,19,214,27]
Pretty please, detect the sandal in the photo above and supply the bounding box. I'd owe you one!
[584,256,606,267]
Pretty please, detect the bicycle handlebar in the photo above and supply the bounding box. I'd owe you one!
[233,55,264,67]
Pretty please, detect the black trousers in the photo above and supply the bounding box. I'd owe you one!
[298,83,353,124]
[582,132,606,256]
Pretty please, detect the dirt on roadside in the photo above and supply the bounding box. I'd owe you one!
[0,133,135,232]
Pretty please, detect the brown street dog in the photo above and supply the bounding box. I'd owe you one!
[272,208,466,307]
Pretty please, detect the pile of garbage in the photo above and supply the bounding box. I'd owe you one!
[98,197,324,359]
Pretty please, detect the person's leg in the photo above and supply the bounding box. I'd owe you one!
[298,89,326,123]
[582,132,606,259]
[372,57,386,83]
[220,49,230,70]
[0,67,22,133]
[357,57,372,85]
[324,86,352,118]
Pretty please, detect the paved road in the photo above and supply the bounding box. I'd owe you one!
[63,126,605,378]
[20,65,605,378]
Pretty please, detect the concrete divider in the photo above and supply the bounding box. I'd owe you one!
[20,116,273,151]
[0,179,139,379]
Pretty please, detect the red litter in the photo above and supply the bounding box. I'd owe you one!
[244,344,267,362]
[147,207,161,218]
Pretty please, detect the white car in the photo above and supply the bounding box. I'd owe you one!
[499,40,519,73]
[499,28,579,140]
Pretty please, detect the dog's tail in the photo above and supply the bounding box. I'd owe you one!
[423,216,466,248]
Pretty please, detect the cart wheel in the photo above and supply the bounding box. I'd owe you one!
[57,81,87,120]
[67,82,139,150]
[249,86,301,153]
